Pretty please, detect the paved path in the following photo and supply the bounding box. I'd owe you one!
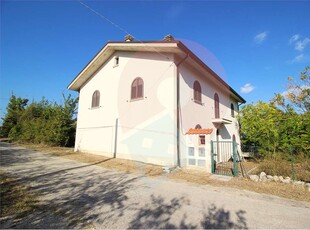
[1,142,309,229]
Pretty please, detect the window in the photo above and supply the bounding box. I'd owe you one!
[188,147,195,156]
[199,148,205,157]
[195,124,202,129]
[231,103,235,117]
[214,93,220,118]
[193,81,202,103]
[131,77,144,100]
[199,135,205,145]
[114,56,119,66]
[91,90,100,108]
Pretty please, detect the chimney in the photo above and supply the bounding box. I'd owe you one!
[124,34,134,42]
[163,34,174,41]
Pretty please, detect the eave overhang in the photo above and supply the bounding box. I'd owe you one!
[67,40,246,104]
[67,41,181,91]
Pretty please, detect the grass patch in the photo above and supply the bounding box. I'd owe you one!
[0,171,38,218]
[258,158,310,182]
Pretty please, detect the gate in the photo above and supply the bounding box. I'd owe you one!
[211,141,238,176]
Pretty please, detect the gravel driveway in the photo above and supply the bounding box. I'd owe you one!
[1,142,309,229]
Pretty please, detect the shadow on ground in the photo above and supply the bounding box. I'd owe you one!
[129,195,247,229]
[0,142,248,229]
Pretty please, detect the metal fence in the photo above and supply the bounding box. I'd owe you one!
[211,141,238,176]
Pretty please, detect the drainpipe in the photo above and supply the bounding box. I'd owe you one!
[237,101,246,153]
[176,53,189,167]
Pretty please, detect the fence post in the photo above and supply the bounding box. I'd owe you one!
[211,141,214,173]
[233,140,237,177]
[290,145,295,181]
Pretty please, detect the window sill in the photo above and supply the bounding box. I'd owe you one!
[90,106,101,110]
[130,97,144,102]
[193,99,203,105]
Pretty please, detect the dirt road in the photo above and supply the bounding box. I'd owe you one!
[1,142,309,229]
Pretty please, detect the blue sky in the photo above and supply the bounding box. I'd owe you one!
[1,0,310,121]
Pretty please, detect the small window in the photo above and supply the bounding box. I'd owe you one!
[91,90,100,108]
[214,93,220,118]
[231,103,235,117]
[193,81,202,103]
[195,124,202,129]
[131,77,144,100]
[199,148,205,157]
[198,159,206,167]
[188,147,195,156]
[114,56,119,66]
[199,135,205,145]
[188,159,196,165]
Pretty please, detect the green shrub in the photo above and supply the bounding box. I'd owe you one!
[2,94,78,147]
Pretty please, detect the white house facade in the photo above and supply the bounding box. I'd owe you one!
[68,35,246,172]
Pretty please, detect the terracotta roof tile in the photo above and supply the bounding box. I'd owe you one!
[186,128,213,135]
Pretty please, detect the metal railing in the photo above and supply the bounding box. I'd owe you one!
[211,140,238,176]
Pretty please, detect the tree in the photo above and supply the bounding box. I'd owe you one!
[0,95,28,137]
[271,66,309,113]
[240,66,310,158]
[239,102,283,157]
[270,66,310,155]
[2,94,78,147]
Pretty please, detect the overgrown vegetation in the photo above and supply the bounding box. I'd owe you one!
[239,66,309,157]
[258,158,310,182]
[0,94,78,147]
[239,66,309,180]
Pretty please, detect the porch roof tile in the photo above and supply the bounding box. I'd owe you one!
[186,128,213,135]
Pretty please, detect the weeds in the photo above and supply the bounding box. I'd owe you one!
[0,171,38,218]
[258,158,310,182]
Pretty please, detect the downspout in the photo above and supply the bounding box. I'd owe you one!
[176,53,189,167]
[237,101,246,154]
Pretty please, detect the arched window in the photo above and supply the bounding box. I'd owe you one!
[195,124,202,129]
[214,93,220,118]
[131,77,144,100]
[91,90,100,108]
[231,103,235,117]
[193,81,202,103]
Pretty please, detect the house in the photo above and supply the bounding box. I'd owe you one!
[68,34,246,173]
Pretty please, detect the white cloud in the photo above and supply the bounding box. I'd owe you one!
[288,54,310,64]
[294,54,305,62]
[240,83,255,94]
[289,34,300,44]
[254,31,268,44]
[295,37,310,51]
[282,85,310,97]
